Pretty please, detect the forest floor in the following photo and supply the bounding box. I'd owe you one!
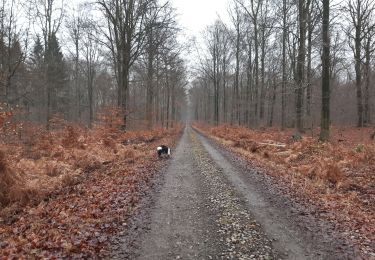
[0,115,183,258]
[0,121,373,259]
[193,123,375,259]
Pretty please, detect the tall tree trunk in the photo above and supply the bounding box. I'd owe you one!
[166,70,170,129]
[121,61,130,128]
[268,78,277,127]
[246,47,252,126]
[296,0,309,133]
[306,2,314,118]
[231,80,235,125]
[254,21,259,125]
[320,0,330,141]
[171,83,176,128]
[260,26,266,121]
[235,19,240,125]
[88,68,94,128]
[155,57,160,125]
[355,2,364,127]
[364,36,371,125]
[46,82,51,129]
[146,52,154,128]
[213,36,220,126]
[146,27,155,128]
[75,30,80,121]
[223,59,227,123]
[281,0,287,130]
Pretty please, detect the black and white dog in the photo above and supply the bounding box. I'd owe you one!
[157,145,171,158]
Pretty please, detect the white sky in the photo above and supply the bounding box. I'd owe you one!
[171,0,230,39]
[63,0,230,74]
[73,0,230,38]
[170,0,230,75]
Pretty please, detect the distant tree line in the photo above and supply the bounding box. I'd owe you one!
[190,0,374,139]
[0,0,187,130]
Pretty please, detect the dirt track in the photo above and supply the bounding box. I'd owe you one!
[111,127,358,259]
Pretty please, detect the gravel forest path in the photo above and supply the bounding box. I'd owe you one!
[117,127,356,260]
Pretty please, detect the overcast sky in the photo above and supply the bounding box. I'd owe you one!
[171,0,230,39]
[168,0,230,74]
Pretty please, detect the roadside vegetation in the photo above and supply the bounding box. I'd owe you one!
[194,123,374,258]
[0,110,182,258]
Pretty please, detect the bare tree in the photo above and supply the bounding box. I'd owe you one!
[362,19,375,125]
[281,0,290,129]
[320,0,330,141]
[30,0,65,126]
[80,19,100,128]
[220,24,231,123]
[143,1,178,128]
[96,0,159,128]
[306,0,319,119]
[295,0,311,134]
[258,0,274,122]
[240,0,262,125]
[206,21,222,125]
[343,0,375,127]
[32,0,64,51]
[66,7,83,120]
[244,24,254,125]
[229,1,244,125]
[0,0,26,105]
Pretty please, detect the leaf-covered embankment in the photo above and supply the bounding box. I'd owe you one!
[0,116,183,258]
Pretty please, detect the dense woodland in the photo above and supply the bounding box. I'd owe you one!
[0,0,187,130]
[190,0,375,140]
[2,0,373,140]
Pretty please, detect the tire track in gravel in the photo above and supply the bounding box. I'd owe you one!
[134,127,221,259]
[194,128,357,260]
[190,130,278,259]
[130,127,348,259]
[134,128,280,260]
[194,130,316,259]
